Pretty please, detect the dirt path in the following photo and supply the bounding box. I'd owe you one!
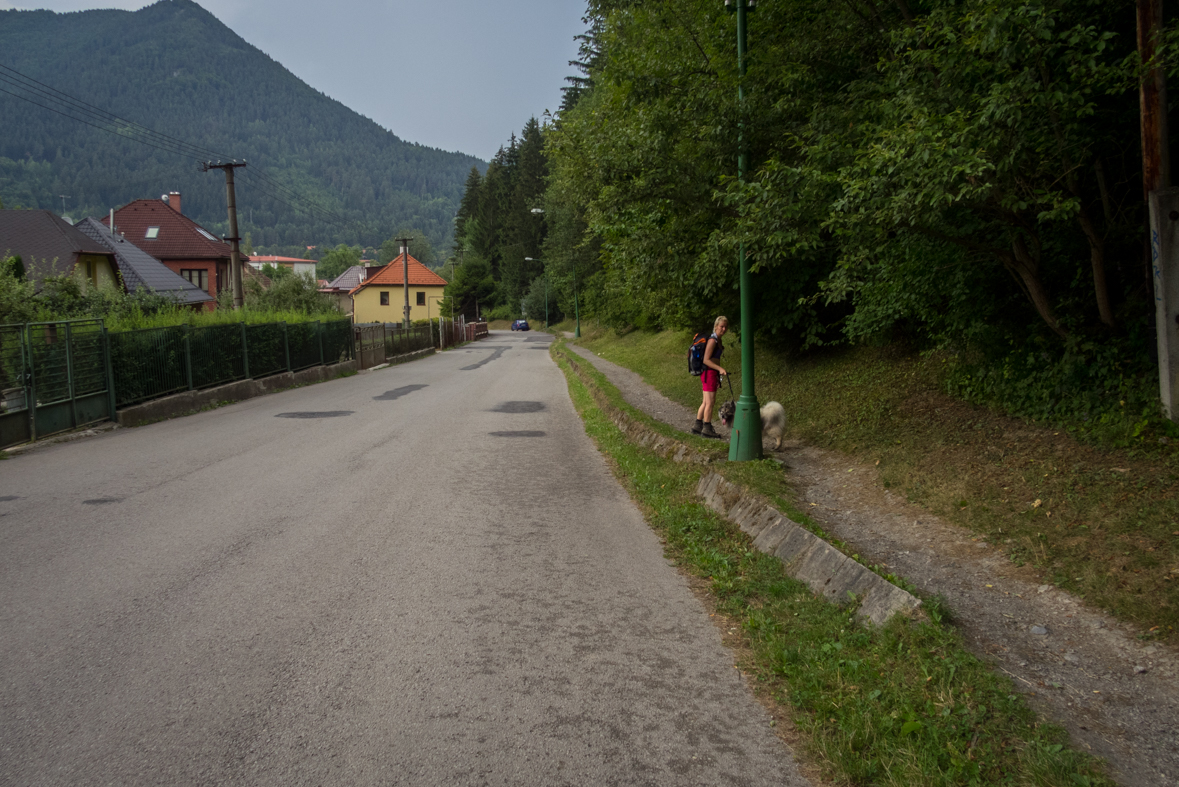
[565,343,1179,787]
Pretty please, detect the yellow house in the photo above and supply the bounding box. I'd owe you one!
[349,254,448,323]
[73,252,119,289]
[0,209,120,290]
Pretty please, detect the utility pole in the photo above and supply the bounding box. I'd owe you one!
[397,236,413,328]
[1139,0,1178,421]
[726,0,761,460]
[1139,0,1170,201]
[202,161,247,309]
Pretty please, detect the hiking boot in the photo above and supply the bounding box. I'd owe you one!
[700,422,720,439]
[690,419,703,435]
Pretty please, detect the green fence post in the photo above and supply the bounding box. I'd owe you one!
[24,324,36,443]
[64,322,79,429]
[241,322,251,379]
[317,321,324,366]
[101,322,116,421]
[183,324,194,391]
[282,322,291,372]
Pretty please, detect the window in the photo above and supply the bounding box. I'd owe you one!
[181,269,209,292]
[416,291,426,306]
[145,227,160,239]
[85,259,96,285]
[380,291,389,305]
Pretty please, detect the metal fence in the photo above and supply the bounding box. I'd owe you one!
[109,318,354,408]
[354,323,436,370]
[0,314,473,449]
[0,319,115,446]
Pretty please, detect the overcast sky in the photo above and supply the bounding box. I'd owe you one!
[0,0,588,162]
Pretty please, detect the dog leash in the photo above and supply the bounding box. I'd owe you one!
[724,373,735,405]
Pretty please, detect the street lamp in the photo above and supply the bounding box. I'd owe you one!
[725,0,761,461]
[526,207,579,338]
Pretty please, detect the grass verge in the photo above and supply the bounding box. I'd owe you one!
[552,339,1112,786]
[574,325,1179,645]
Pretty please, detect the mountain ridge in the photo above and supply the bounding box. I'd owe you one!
[0,0,484,253]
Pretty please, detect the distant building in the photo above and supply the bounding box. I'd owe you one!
[0,209,120,290]
[104,192,247,304]
[248,255,317,279]
[349,254,447,324]
[320,265,366,316]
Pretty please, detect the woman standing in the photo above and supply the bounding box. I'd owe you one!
[692,316,728,438]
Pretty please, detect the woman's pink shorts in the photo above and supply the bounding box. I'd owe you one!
[701,369,720,392]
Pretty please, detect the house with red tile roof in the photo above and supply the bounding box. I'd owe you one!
[103,193,246,308]
[349,254,447,324]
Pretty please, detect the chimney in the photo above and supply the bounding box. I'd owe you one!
[166,191,181,215]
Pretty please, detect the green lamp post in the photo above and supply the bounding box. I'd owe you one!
[727,0,761,461]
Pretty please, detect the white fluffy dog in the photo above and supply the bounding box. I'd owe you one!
[718,400,786,450]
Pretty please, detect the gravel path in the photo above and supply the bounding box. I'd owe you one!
[565,342,1179,787]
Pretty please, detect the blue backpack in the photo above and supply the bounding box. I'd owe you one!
[688,332,710,376]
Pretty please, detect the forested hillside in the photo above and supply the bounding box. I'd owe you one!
[452,0,1179,437]
[0,0,483,254]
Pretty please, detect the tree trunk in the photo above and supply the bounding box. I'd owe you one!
[1006,236,1068,339]
[1076,207,1116,327]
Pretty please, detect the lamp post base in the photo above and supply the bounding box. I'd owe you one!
[727,395,762,461]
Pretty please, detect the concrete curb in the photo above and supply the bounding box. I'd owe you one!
[560,349,719,465]
[117,359,360,428]
[696,472,923,626]
[557,341,921,627]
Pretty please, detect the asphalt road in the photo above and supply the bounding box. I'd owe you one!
[0,330,809,786]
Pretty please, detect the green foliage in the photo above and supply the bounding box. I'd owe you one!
[316,244,361,282]
[0,1,483,252]
[0,254,37,324]
[944,331,1179,445]
[259,263,293,281]
[535,0,1167,427]
[444,253,497,321]
[380,230,437,268]
[234,271,339,315]
[454,118,548,312]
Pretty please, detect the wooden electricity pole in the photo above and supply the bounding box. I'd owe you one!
[203,161,248,309]
[1139,0,1170,199]
[397,236,413,328]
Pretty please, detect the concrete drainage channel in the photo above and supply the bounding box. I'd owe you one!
[559,346,921,626]
[696,473,921,625]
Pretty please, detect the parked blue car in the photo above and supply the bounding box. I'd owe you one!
[511,320,530,331]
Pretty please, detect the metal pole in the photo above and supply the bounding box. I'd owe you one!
[241,322,251,379]
[729,0,761,461]
[573,264,581,338]
[101,322,116,420]
[64,322,78,429]
[1149,189,1179,419]
[1139,0,1177,421]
